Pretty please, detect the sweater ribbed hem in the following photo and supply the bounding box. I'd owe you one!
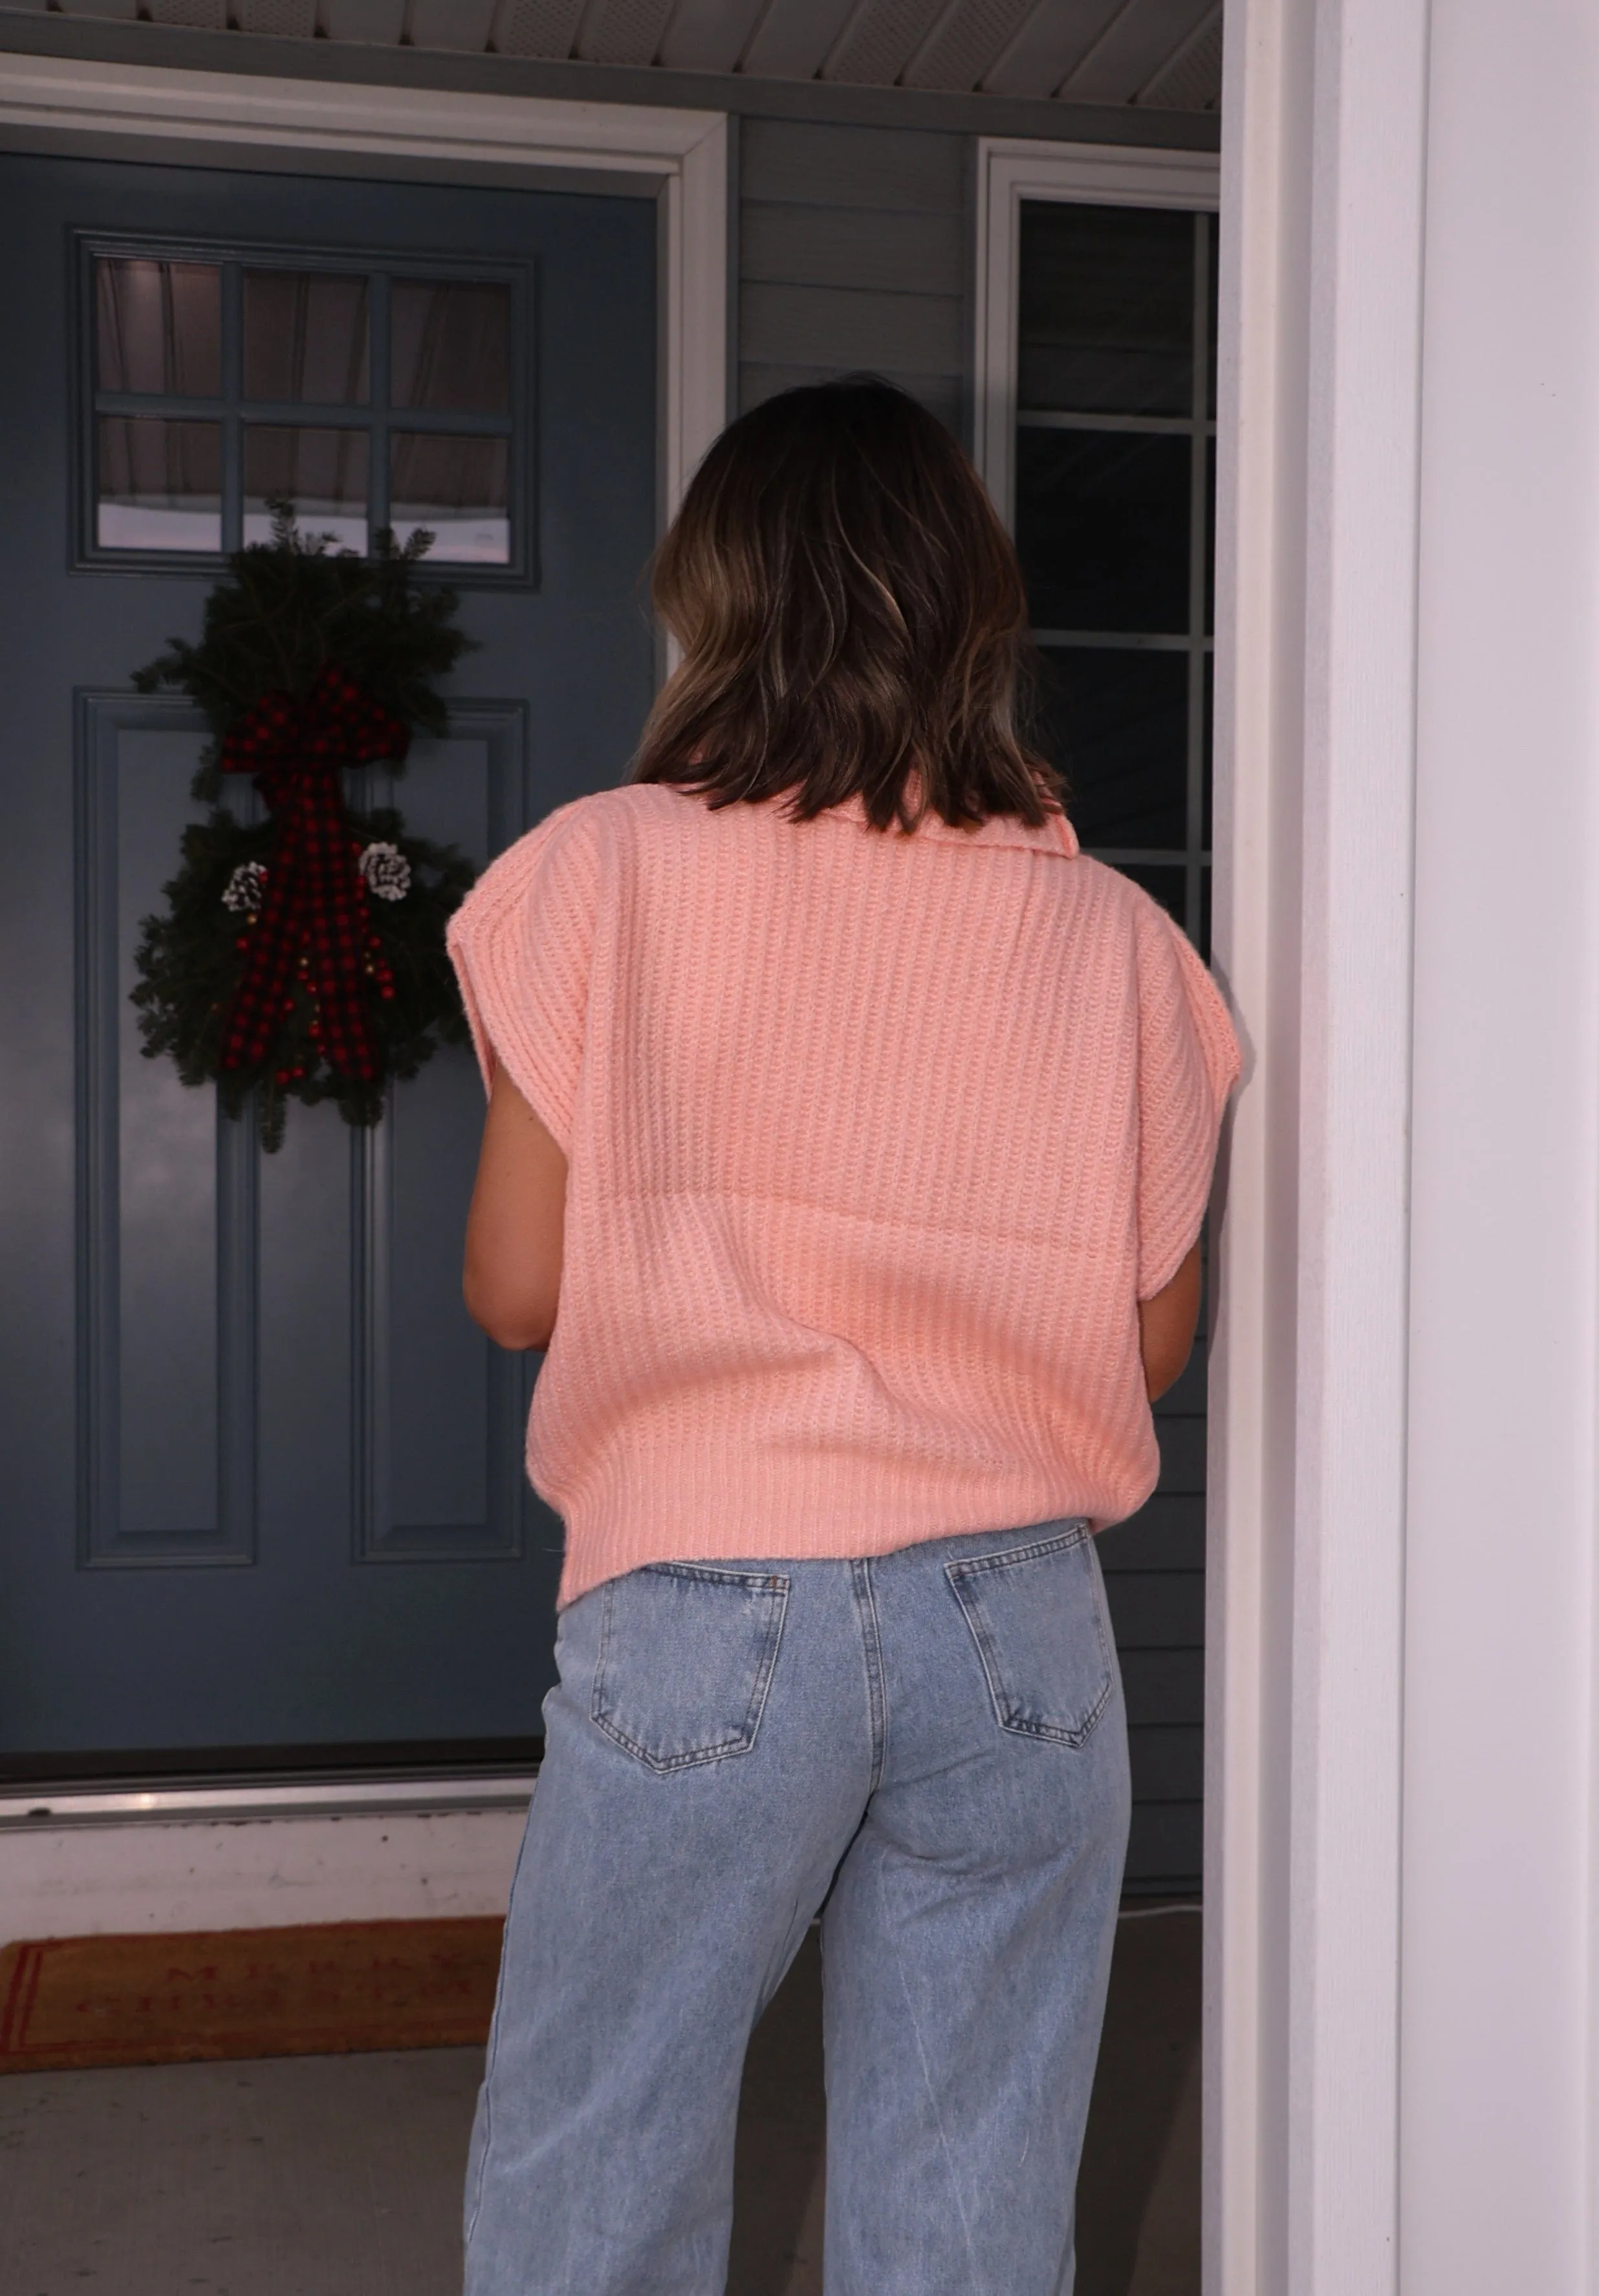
[543,1449,1157,1608]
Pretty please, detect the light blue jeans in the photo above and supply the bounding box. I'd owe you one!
[463,1520,1131,2296]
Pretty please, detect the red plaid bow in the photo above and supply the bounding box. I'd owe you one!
[219,666,410,1084]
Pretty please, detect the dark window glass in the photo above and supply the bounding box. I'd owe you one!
[243,425,369,553]
[1199,864,1212,961]
[1016,430,1191,634]
[1204,436,1217,633]
[96,415,221,550]
[391,433,510,564]
[243,271,370,405]
[1034,648,1188,849]
[1202,653,1213,848]
[1206,214,1219,420]
[1114,862,1186,926]
[391,280,511,414]
[1018,203,1193,416]
[95,259,221,397]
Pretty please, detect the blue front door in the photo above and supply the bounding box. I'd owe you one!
[0,153,657,1764]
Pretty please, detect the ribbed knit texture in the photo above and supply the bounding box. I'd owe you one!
[447,784,1241,1606]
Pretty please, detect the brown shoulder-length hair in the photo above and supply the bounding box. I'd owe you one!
[631,377,1061,831]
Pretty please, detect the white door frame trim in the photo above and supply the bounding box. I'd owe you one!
[972,136,1221,535]
[0,50,728,516]
[1213,0,1430,2286]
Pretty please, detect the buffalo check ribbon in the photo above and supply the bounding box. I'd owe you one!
[218,666,410,1084]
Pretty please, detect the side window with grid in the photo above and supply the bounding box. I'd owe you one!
[1014,198,1218,1895]
[83,242,528,578]
[1015,201,1215,952]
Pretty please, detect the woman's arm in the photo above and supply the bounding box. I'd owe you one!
[463,1066,568,1351]
[1139,1241,1202,1401]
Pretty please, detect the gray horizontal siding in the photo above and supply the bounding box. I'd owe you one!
[1117,1646,1204,1722]
[1100,1500,1204,1573]
[1126,1799,1202,1886]
[1125,1722,1204,1800]
[741,281,965,378]
[742,203,965,296]
[737,116,967,435]
[1100,1295,1210,1892]
[1104,1570,1204,1648]
[741,118,967,212]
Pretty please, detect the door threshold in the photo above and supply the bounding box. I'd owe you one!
[0,1769,538,1831]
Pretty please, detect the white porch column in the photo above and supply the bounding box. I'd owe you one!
[1213,0,1599,2290]
[1402,5,1599,2288]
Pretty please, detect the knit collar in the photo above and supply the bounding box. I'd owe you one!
[816,793,1080,859]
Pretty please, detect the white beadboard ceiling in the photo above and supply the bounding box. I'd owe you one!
[22,0,1224,109]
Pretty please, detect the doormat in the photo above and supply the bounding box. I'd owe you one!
[0,1917,505,2073]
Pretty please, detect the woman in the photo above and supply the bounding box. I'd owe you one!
[448,377,1239,2295]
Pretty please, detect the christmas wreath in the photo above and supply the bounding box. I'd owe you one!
[131,504,478,1150]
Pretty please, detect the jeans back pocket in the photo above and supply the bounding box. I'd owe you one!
[945,1522,1116,1749]
[592,1562,790,1774]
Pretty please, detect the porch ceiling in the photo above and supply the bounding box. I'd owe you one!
[13,0,1223,114]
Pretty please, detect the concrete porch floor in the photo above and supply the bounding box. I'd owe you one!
[0,1906,1199,2296]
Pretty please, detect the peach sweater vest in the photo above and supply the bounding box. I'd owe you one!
[447,784,1240,1607]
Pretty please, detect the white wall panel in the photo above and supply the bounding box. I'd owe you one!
[1402,2,1599,2286]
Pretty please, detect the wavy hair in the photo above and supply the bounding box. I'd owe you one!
[630,377,1060,831]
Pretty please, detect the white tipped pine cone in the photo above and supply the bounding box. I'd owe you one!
[221,860,267,913]
[358,841,411,902]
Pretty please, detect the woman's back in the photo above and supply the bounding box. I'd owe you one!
[453,377,1239,2296]
[450,776,1236,1605]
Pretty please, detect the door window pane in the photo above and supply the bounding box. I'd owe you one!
[1035,648,1189,850]
[1016,430,1191,634]
[96,416,222,551]
[95,259,221,397]
[1018,204,1193,417]
[392,279,512,413]
[84,239,523,571]
[243,270,370,405]
[391,433,510,563]
[243,425,369,552]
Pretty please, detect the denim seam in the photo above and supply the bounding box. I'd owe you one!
[590,1579,790,1774]
[462,1782,539,2255]
[875,1848,989,2296]
[944,1525,1115,1751]
[942,1520,1095,1577]
[850,1558,887,1796]
[634,1562,794,1591]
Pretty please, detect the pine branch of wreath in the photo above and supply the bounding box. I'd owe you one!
[128,508,480,1148]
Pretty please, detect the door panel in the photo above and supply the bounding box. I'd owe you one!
[0,154,657,1762]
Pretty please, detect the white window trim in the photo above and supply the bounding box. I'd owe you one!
[0,51,728,518]
[972,137,1220,536]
